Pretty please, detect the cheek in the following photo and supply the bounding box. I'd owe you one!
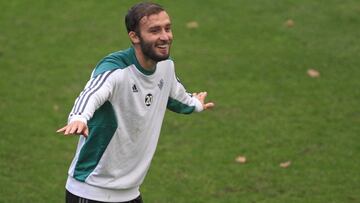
[139,31,154,41]
[145,35,159,44]
[169,33,174,42]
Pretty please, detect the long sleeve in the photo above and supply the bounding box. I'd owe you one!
[68,69,117,124]
[166,73,203,114]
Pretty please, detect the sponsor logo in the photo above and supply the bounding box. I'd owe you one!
[132,84,138,92]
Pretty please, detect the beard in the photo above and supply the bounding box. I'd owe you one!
[139,36,171,62]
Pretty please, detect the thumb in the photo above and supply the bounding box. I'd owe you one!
[204,102,215,110]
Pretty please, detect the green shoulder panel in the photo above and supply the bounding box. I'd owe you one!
[92,46,173,77]
[92,47,134,78]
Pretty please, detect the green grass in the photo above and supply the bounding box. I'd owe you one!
[0,0,359,202]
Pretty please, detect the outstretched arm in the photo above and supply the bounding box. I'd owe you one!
[56,69,118,137]
[167,69,215,114]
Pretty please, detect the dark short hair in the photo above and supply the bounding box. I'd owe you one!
[125,2,165,34]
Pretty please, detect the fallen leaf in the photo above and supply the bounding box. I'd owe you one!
[53,104,59,112]
[284,19,294,28]
[186,21,199,29]
[280,161,291,168]
[307,69,320,78]
[235,155,247,164]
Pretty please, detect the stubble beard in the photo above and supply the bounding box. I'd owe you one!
[139,36,171,62]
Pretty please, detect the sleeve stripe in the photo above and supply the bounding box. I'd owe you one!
[75,73,107,113]
[71,75,100,114]
[72,73,106,115]
[78,70,115,114]
[71,70,116,115]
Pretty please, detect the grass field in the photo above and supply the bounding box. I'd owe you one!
[0,0,359,202]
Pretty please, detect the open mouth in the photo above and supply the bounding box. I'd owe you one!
[157,44,168,49]
[156,44,169,54]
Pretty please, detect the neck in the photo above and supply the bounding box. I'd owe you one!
[134,46,156,71]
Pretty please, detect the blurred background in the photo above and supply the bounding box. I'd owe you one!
[0,0,359,202]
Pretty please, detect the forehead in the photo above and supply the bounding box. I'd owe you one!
[139,11,171,29]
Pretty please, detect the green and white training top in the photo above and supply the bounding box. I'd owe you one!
[65,46,203,202]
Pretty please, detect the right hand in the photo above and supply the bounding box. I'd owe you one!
[56,121,89,137]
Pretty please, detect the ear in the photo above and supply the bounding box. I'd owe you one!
[129,31,140,44]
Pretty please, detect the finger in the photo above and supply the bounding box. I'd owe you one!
[204,102,215,110]
[64,125,72,135]
[56,126,67,133]
[195,92,203,98]
[76,124,84,134]
[66,123,80,135]
[69,124,79,135]
[198,92,207,102]
[199,92,207,98]
[84,128,89,137]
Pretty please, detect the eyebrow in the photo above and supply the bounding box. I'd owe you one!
[148,23,171,29]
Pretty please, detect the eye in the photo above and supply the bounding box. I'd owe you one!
[165,24,172,32]
[149,27,160,34]
[165,26,171,32]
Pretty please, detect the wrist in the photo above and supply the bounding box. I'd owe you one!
[68,115,87,125]
[194,97,204,112]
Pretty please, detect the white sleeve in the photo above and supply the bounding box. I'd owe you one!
[67,69,117,124]
[167,72,203,114]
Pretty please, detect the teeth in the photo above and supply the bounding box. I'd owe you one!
[158,45,168,48]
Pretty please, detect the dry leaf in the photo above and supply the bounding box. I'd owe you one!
[280,161,291,168]
[235,155,247,164]
[53,104,59,112]
[307,69,320,78]
[284,19,294,28]
[186,21,199,29]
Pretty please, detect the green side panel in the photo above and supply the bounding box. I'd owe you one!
[167,97,195,114]
[74,101,118,182]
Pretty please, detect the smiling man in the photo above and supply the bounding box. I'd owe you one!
[57,2,214,203]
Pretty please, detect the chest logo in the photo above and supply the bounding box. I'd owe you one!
[145,93,153,106]
[158,79,164,90]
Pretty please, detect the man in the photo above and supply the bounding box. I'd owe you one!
[57,2,214,203]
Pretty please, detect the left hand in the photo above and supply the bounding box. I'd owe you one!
[193,92,215,110]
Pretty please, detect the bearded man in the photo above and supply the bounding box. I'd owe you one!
[57,2,214,203]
